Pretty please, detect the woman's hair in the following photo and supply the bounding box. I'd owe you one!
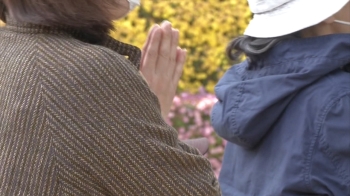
[226,34,298,63]
[0,0,123,43]
[0,1,5,22]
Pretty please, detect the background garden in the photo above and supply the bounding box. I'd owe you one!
[1,0,251,177]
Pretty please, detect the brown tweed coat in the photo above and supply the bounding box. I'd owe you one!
[0,18,221,196]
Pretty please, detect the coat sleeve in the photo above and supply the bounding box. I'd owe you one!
[313,93,350,195]
[41,47,220,196]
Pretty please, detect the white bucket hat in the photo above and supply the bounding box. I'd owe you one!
[244,0,350,38]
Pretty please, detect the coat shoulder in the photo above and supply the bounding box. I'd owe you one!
[37,34,133,71]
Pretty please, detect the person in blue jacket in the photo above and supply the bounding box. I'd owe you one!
[211,0,350,195]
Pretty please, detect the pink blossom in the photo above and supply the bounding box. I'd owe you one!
[168,89,224,175]
[202,126,213,137]
[210,147,224,155]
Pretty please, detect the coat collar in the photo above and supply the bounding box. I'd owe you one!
[3,16,141,69]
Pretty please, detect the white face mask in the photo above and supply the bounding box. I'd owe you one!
[334,20,350,26]
[128,0,140,11]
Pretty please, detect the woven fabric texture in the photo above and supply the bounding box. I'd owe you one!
[0,18,220,196]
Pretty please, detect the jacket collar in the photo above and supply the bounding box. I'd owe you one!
[3,16,141,69]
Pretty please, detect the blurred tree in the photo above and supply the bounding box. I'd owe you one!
[111,0,251,93]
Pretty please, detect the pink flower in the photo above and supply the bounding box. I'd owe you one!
[179,107,187,114]
[182,116,190,123]
[173,96,182,107]
[210,147,224,155]
[171,89,223,174]
[168,112,175,119]
[194,111,202,126]
[202,126,213,137]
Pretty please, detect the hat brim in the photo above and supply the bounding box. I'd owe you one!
[244,0,350,38]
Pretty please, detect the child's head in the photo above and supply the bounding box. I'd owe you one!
[245,0,349,38]
[301,2,350,37]
[226,0,350,63]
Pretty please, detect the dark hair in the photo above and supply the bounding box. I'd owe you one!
[0,1,5,22]
[226,34,298,63]
[0,0,124,43]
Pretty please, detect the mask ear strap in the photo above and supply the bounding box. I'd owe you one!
[127,0,140,11]
[334,20,350,25]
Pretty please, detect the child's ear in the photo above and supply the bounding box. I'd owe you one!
[322,16,336,24]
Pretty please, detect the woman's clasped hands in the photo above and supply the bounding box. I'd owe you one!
[140,21,209,155]
[140,21,186,120]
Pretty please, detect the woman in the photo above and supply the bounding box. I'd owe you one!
[212,0,350,195]
[0,0,221,195]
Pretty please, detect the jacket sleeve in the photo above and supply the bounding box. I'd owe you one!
[313,93,350,195]
[41,47,220,196]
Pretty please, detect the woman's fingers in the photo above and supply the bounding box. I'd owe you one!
[169,28,179,73]
[157,21,173,72]
[173,47,186,80]
[141,26,162,79]
[140,21,186,119]
[141,24,159,68]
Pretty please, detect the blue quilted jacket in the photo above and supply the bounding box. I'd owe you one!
[212,34,350,196]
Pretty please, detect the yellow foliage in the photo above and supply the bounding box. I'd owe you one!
[111,0,251,93]
[0,1,251,93]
